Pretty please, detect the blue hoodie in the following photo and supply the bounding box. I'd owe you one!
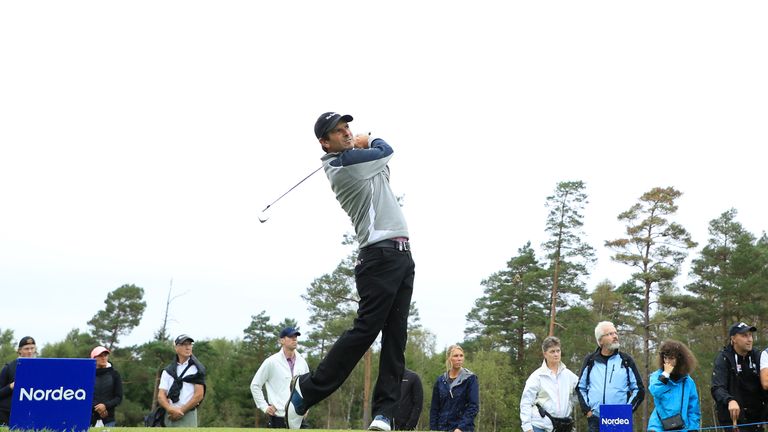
[430,368,479,431]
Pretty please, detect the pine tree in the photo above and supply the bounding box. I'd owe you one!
[605,186,696,428]
[542,180,595,336]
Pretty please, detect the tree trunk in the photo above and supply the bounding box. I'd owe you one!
[643,279,651,430]
[150,368,161,412]
[549,257,561,337]
[518,303,526,367]
[363,348,372,426]
[548,209,566,337]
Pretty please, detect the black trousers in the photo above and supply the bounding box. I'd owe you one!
[300,246,415,419]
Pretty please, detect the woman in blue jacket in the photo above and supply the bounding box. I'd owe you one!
[647,340,700,432]
[429,345,479,432]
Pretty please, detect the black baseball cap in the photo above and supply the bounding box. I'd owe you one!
[174,334,195,345]
[314,112,353,139]
[729,322,757,336]
[279,327,301,338]
[18,336,36,348]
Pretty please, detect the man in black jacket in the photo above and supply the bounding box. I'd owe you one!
[711,322,766,432]
[394,369,423,430]
[0,336,36,425]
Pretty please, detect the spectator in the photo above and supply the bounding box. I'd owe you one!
[250,327,310,428]
[712,322,765,432]
[521,336,579,432]
[577,321,645,432]
[394,368,423,430]
[157,334,206,427]
[0,336,37,425]
[647,340,700,432]
[429,345,479,432]
[90,346,123,427]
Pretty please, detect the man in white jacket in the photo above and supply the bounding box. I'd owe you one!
[520,337,579,432]
[250,327,310,428]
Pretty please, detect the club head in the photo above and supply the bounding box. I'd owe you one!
[258,206,271,223]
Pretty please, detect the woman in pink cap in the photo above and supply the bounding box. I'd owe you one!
[90,346,123,426]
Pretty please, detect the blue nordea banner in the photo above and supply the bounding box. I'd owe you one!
[10,358,96,432]
[599,404,633,432]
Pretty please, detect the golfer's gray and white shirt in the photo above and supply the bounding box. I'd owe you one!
[321,138,408,248]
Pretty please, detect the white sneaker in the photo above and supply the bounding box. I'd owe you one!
[284,375,307,429]
[369,415,392,431]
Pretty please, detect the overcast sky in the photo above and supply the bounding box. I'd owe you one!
[1,1,766,353]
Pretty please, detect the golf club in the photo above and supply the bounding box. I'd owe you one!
[258,166,323,223]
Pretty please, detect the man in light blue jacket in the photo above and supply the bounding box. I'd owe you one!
[577,321,645,432]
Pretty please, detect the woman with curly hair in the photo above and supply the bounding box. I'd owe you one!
[647,340,700,431]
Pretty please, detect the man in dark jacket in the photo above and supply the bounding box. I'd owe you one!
[394,369,423,430]
[711,322,766,432]
[0,336,36,425]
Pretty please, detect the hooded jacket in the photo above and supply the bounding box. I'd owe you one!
[647,370,700,432]
[521,360,579,432]
[711,344,765,424]
[429,368,479,432]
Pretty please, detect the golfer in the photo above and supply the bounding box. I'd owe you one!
[285,112,415,431]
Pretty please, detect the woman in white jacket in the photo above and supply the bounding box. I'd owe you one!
[520,336,579,432]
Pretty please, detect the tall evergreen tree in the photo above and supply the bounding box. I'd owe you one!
[605,186,696,428]
[242,310,278,356]
[88,284,147,350]
[465,242,549,369]
[542,180,596,336]
[667,209,768,341]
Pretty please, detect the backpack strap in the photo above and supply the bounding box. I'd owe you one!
[584,352,596,389]
[620,352,632,388]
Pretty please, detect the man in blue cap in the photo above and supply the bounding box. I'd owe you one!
[250,327,310,428]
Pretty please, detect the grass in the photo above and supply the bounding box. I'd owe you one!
[3,428,380,432]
